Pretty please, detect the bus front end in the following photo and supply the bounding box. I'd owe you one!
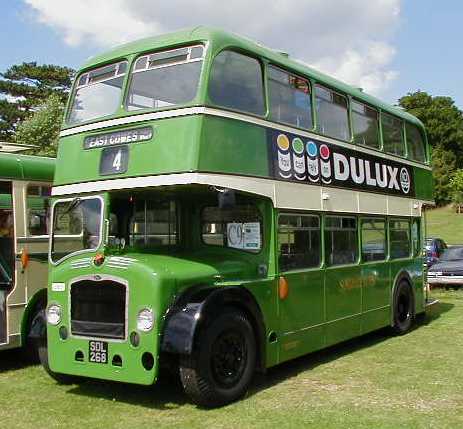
[45,186,273,387]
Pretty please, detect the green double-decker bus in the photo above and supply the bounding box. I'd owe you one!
[42,27,433,406]
[0,145,54,358]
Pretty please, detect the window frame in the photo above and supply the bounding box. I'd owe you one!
[200,203,264,254]
[66,59,128,125]
[381,111,406,158]
[277,212,322,273]
[26,183,52,238]
[351,99,380,149]
[124,44,206,113]
[360,217,387,263]
[405,122,427,163]
[388,218,411,260]
[207,48,267,118]
[267,64,314,132]
[324,215,359,267]
[128,198,180,249]
[314,83,351,142]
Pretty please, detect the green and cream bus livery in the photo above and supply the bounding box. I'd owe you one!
[42,28,433,406]
[0,144,54,358]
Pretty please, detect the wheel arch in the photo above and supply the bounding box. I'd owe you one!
[161,285,267,372]
[390,270,415,326]
[21,287,47,344]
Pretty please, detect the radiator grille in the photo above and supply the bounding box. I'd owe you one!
[70,279,126,340]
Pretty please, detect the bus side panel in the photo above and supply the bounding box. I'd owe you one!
[360,261,391,334]
[324,265,362,347]
[277,269,325,363]
[198,116,269,178]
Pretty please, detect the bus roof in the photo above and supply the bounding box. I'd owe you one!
[81,26,423,129]
[0,153,55,182]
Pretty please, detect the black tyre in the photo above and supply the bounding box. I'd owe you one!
[24,303,46,363]
[392,281,414,335]
[179,309,256,407]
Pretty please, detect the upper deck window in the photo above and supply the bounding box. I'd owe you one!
[315,85,350,141]
[268,66,313,130]
[209,50,265,116]
[406,123,426,163]
[382,113,405,157]
[126,45,205,111]
[68,61,127,125]
[352,101,380,149]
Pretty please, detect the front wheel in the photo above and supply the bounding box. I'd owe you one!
[179,309,256,407]
[392,281,414,335]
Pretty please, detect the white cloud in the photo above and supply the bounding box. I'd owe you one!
[24,0,401,95]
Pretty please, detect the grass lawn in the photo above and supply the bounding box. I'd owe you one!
[1,289,462,428]
[426,205,463,244]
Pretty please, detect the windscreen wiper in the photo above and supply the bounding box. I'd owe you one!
[59,197,81,220]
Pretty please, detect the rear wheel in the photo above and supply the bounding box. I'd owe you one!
[392,281,414,335]
[179,309,256,407]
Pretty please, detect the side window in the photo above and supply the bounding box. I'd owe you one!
[382,113,405,157]
[130,199,178,247]
[27,185,52,236]
[278,214,320,271]
[361,218,386,262]
[389,219,410,259]
[411,218,420,257]
[406,123,426,162]
[268,66,313,130]
[325,216,358,266]
[352,101,380,149]
[315,84,350,141]
[209,50,265,116]
[201,204,262,252]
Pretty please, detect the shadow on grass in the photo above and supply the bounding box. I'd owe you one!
[64,300,455,409]
[66,371,187,410]
[0,349,35,372]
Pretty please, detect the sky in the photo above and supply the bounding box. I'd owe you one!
[0,0,462,108]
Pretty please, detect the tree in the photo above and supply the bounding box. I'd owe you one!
[14,94,64,157]
[0,62,74,140]
[450,169,463,212]
[399,91,463,204]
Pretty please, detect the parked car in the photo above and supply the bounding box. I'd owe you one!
[427,246,463,288]
[424,237,447,267]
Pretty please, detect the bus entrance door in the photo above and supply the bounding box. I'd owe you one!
[0,185,14,345]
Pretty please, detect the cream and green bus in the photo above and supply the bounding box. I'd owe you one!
[0,144,54,359]
[42,28,433,406]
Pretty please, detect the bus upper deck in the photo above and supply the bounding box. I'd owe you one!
[54,27,432,209]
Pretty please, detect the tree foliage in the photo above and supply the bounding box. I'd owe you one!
[0,62,74,140]
[399,91,463,205]
[450,169,463,212]
[14,94,64,157]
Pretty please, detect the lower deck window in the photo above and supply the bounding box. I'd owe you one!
[278,214,320,271]
[201,204,262,252]
[390,220,410,259]
[361,218,386,262]
[325,216,358,266]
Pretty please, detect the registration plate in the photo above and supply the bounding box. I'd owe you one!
[88,340,108,364]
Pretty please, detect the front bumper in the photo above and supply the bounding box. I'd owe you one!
[427,275,463,285]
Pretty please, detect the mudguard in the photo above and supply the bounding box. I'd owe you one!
[161,286,266,370]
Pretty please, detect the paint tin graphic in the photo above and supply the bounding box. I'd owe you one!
[306,140,319,182]
[276,134,292,178]
[319,144,332,184]
[292,138,306,180]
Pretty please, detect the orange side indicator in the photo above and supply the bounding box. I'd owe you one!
[278,276,289,300]
[20,248,29,271]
